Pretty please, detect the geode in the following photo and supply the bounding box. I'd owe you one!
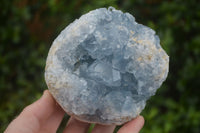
[45,7,169,125]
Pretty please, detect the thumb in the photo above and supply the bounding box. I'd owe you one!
[4,90,62,133]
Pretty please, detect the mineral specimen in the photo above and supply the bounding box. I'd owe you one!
[45,7,169,125]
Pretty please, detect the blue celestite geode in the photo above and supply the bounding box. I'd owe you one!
[45,7,169,125]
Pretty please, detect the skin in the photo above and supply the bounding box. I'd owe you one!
[4,90,144,133]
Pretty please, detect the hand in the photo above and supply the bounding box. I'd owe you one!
[5,90,144,133]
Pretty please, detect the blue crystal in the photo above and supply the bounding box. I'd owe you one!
[45,7,169,125]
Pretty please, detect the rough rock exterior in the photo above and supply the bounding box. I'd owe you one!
[45,7,169,125]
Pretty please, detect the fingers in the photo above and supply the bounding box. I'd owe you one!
[63,117,115,133]
[117,116,145,133]
[63,116,144,133]
[63,117,90,133]
[21,90,59,123]
[38,102,65,133]
[91,124,116,133]
[5,90,65,133]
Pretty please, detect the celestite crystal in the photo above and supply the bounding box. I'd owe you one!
[45,7,169,125]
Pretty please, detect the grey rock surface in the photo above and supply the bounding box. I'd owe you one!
[45,7,169,125]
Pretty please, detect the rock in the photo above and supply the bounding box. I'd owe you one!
[45,7,169,125]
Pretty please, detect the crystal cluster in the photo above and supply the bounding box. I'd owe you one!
[45,7,169,125]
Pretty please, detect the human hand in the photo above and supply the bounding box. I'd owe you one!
[5,90,144,133]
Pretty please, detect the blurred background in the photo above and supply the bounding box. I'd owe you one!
[0,0,200,132]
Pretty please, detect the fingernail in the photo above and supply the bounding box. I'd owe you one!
[137,116,145,130]
[42,90,48,98]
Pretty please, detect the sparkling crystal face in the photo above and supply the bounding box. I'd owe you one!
[45,7,169,125]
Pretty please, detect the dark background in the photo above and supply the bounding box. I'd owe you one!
[0,0,200,132]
